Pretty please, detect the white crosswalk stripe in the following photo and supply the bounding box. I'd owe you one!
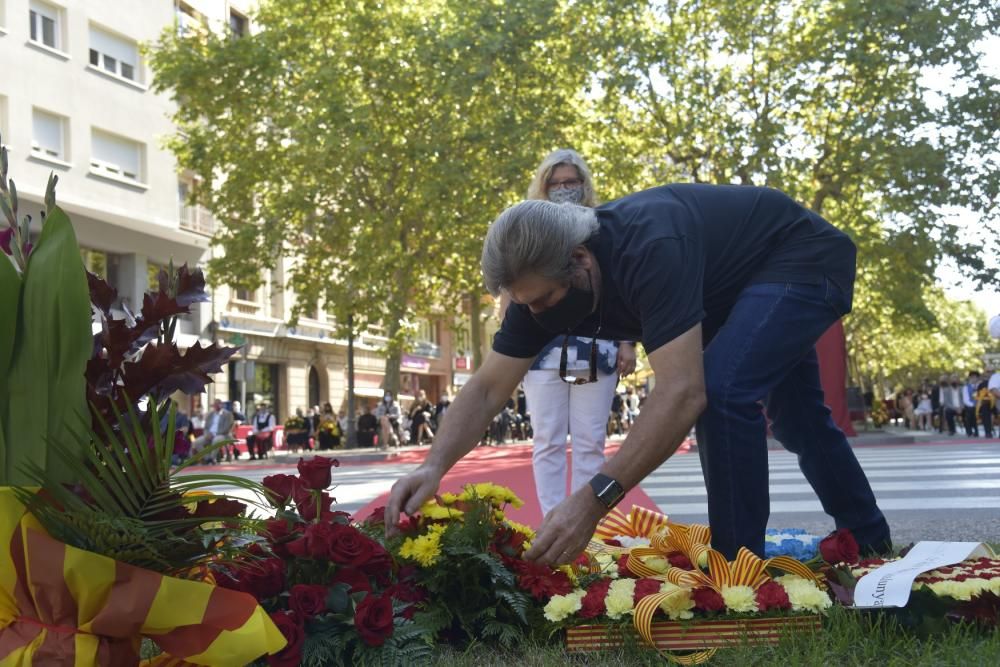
[643,443,1000,519]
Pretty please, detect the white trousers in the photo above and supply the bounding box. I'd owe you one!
[523,369,618,518]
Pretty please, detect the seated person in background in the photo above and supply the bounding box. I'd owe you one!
[247,403,276,460]
[357,405,378,448]
[192,399,235,463]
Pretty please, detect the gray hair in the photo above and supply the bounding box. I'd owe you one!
[481,200,599,297]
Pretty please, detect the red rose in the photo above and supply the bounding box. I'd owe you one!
[580,579,613,619]
[233,558,285,601]
[261,519,304,558]
[667,551,694,570]
[354,594,395,647]
[297,456,339,490]
[331,567,373,594]
[692,587,725,612]
[267,611,304,667]
[289,584,329,618]
[364,506,387,527]
[634,578,663,604]
[819,529,860,565]
[358,544,394,586]
[328,524,377,566]
[755,581,791,611]
[295,489,335,522]
[262,474,299,506]
[191,497,245,519]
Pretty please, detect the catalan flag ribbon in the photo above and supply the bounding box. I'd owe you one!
[0,488,286,666]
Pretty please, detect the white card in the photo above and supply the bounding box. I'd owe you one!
[852,541,992,608]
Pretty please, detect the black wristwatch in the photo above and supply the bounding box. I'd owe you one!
[589,473,626,510]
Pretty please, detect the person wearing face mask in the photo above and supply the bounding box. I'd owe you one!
[513,149,637,518]
[386,181,892,566]
[375,392,402,449]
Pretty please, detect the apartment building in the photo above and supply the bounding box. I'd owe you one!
[0,0,473,423]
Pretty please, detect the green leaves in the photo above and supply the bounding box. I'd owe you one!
[1,205,90,485]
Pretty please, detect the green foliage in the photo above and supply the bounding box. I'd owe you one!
[148,0,588,391]
[14,400,268,575]
[0,157,91,485]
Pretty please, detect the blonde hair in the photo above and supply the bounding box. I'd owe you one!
[526,148,599,207]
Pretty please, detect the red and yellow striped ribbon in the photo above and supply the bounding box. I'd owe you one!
[0,488,286,666]
[593,506,673,542]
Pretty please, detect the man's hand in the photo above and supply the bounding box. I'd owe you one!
[617,342,637,376]
[523,488,606,566]
[384,465,443,537]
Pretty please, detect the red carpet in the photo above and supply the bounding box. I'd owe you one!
[354,442,684,528]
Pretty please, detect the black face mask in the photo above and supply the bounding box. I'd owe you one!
[531,271,596,334]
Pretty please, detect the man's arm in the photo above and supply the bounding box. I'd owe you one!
[384,351,533,529]
[525,323,707,565]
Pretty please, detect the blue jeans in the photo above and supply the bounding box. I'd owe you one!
[696,279,890,559]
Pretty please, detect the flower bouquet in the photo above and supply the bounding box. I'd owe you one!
[555,507,828,663]
[818,529,1000,633]
[215,457,434,666]
[1,148,284,666]
[374,483,572,650]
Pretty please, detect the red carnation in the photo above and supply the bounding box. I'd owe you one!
[819,529,860,565]
[667,551,694,570]
[267,611,304,667]
[756,581,791,611]
[289,584,329,618]
[297,456,339,490]
[618,553,633,576]
[604,539,623,547]
[331,567,373,594]
[354,594,395,647]
[692,587,725,612]
[634,578,663,604]
[511,559,573,600]
[579,578,613,619]
[262,474,299,506]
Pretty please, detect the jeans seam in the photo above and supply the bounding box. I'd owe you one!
[718,288,786,550]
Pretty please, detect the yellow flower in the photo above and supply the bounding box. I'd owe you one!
[438,492,460,505]
[658,582,696,620]
[543,590,586,622]
[419,501,464,521]
[459,483,524,509]
[504,519,536,540]
[776,575,833,614]
[605,579,637,619]
[558,564,579,586]
[640,556,670,574]
[697,551,709,569]
[721,585,758,614]
[399,524,446,567]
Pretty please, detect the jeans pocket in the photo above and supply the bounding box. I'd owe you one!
[824,277,851,318]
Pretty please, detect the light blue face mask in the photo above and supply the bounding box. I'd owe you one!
[548,185,585,204]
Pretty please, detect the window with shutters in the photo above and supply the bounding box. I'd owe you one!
[89,24,142,84]
[29,1,62,51]
[31,107,68,162]
[90,128,145,185]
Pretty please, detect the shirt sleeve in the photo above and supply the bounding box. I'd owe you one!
[492,301,556,358]
[620,236,706,354]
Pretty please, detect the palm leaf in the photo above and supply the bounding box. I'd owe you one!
[14,401,271,575]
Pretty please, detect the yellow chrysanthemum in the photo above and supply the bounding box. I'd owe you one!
[721,585,758,614]
[558,564,579,585]
[776,575,833,614]
[658,583,696,620]
[605,579,637,619]
[399,524,446,567]
[543,590,586,622]
[419,501,464,521]
[438,492,461,505]
[459,483,524,508]
[505,519,536,540]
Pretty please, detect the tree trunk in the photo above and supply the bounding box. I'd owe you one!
[469,292,483,370]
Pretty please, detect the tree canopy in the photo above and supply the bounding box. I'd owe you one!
[151,0,999,389]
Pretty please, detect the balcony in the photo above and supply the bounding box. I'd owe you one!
[178,203,216,236]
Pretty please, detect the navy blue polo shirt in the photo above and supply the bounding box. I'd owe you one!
[493,184,856,357]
